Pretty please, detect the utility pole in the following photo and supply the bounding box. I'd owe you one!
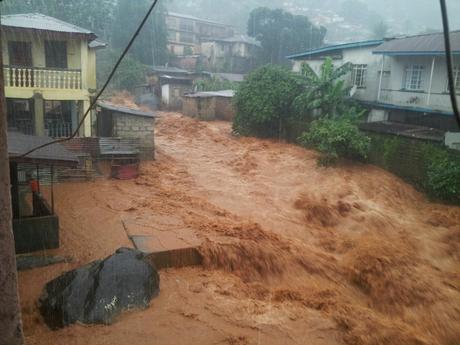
[0,13,25,345]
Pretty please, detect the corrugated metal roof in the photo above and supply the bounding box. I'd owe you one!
[151,66,190,74]
[203,35,261,46]
[88,39,107,49]
[185,90,235,98]
[97,101,156,118]
[287,39,384,60]
[8,131,79,166]
[373,31,460,55]
[167,12,231,27]
[1,13,96,39]
[214,73,245,82]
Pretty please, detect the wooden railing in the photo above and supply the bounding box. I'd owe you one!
[3,65,82,90]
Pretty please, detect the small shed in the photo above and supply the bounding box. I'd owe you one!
[8,131,78,253]
[160,75,193,110]
[96,101,156,159]
[183,90,235,121]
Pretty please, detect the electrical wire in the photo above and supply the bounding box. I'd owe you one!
[15,0,160,158]
[439,0,460,128]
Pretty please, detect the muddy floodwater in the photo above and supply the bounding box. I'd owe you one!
[19,113,460,345]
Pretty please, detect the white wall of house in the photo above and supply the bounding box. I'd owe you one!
[378,55,460,113]
[292,46,382,103]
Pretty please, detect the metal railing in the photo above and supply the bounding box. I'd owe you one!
[3,65,82,90]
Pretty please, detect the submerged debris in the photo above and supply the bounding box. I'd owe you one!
[39,248,159,329]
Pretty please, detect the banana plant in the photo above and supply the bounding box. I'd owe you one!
[294,57,353,119]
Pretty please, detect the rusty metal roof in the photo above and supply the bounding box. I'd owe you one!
[97,101,156,118]
[8,131,79,166]
[185,90,235,98]
[0,13,96,39]
[373,31,460,56]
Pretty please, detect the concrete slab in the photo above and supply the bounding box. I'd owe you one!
[123,219,202,269]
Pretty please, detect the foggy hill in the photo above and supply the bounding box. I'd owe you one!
[167,0,460,43]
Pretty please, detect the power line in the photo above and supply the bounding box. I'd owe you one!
[439,0,460,128]
[16,0,161,158]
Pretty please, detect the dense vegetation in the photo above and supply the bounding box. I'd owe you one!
[233,65,305,138]
[233,58,366,160]
[299,113,370,166]
[247,7,326,65]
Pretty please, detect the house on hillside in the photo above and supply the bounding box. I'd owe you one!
[288,33,460,146]
[287,40,384,104]
[166,12,234,56]
[201,35,260,73]
[371,32,460,132]
[146,66,209,110]
[1,13,105,138]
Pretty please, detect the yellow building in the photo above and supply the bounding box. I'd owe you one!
[1,13,106,137]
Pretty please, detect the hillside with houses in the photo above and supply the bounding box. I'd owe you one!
[1,1,460,345]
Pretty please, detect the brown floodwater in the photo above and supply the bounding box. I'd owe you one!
[19,112,460,345]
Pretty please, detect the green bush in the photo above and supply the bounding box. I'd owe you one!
[367,134,460,204]
[424,147,460,203]
[300,117,370,166]
[233,65,305,138]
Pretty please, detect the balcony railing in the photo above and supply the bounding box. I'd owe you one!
[3,65,82,90]
[46,122,73,138]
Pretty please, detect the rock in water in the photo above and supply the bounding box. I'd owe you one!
[39,248,160,329]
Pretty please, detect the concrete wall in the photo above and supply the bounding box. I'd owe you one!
[113,113,155,159]
[183,96,235,121]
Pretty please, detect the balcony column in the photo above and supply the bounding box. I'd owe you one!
[377,55,385,102]
[80,41,88,90]
[33,93,45,136]
[81,99,92,137]
[427,57,436,106]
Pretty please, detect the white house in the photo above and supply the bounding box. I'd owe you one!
[288,40,384,105]
[288,32,460,137]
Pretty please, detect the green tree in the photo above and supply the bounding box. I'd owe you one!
[293,58,353,119]
[233,65,305,138]
[372,21,389,39]
[112,0,168,66]
[97,49,146,91]
[247,7,326,65]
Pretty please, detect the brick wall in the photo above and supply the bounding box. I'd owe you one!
[113,113,155,159]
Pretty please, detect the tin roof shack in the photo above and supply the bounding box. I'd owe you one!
[8,131,78,254]
[96,101,156,160]
[160,75,194,111]
[183,90,235,121]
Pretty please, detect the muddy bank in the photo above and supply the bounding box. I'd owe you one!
[19,112,460,344]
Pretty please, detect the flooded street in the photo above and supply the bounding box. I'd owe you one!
[19,113,460,345]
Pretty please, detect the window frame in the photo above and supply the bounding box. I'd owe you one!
[403,64,425,91]
[45,40,68,69]
[351,64,367,88]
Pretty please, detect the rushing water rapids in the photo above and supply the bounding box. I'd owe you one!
[19,112,460,345]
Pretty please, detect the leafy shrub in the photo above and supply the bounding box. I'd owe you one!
[425,148,460,203]
[233,65,305,138]
[300,117,370,165]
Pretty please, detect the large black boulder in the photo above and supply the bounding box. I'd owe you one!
[39,248,159,329]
